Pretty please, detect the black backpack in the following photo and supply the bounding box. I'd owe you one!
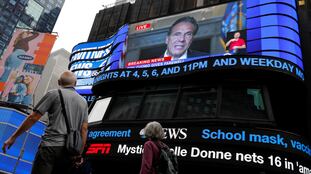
[154,141,178,174]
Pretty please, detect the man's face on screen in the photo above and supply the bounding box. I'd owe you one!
[166,22,195,58]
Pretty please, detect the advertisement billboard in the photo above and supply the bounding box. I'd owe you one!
[0,29,57,107]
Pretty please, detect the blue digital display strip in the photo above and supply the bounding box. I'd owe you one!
[0,108,46,174]
[247,38,302,59]
[0,108,45,135]
[69,25,128,96]
[0,124,27,158]
[15,161,32,174]
[247,26,300,46]
[247,38,303,69]
[70,43,124,72]
[0,154,17,174]
[247,15,299,33]
[247,0,296,8]
[250,51,304,69]
[0,125,42,162]
[246,0,302,70]
[247,3,297,20]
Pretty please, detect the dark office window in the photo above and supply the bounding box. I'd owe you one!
[220,86,267,120]
[6,3,14,12]
[118,4,129,27]
[138,0,152,21]
[128,0,143,23]
[3,10,10,18]
[170,0,185,13]
[0,0,6,7]
[108,95,143,120]
[177,87,217,118]
[102,84,271,122]
[0,40,5,47]
[204,0,221,6]
[184,0,197,10]
[140,92,177,119]
[14,3,24,17]
[160,0,170,16]
[19,0,28,5]
[149,0,161,18]
[98,8,113,35]
[108,6,122,33]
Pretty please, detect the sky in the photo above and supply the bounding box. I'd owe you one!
[51,0,116,53]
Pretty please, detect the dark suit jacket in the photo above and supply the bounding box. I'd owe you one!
[187,49,208,58]
[158,49,208,59]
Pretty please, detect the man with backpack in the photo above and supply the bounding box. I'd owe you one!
[140,121,178,174]
[2,71,89,174]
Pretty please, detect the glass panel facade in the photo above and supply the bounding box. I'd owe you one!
[25,0,44,22]
[220,86,267,119]
[108,95,143,120]
[104,84,270,121]
[0,0,64,56]
[177,87,217,118]
[140,93,177,119]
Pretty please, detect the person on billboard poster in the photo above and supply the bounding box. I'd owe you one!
[0,31,39,82]
[225,31,246,55]
[0,31,39,102]
[2,71,89,174]
[21,74,34,106]
[163,16,207,60]
[7,75,27,104]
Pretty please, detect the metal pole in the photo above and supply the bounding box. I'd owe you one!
[12,130,30,174]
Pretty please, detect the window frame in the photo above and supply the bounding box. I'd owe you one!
[94,83,274,123]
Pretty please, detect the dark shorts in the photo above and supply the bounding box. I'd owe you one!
[31,146,73,174]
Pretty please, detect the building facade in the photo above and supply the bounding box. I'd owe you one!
[0,0,65,56]
[34,48,70,106]
[75,0,311,173]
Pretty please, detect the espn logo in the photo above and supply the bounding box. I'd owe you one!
[86,143,111,155]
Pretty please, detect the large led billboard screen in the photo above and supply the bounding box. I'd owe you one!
[69,25,128,95]
[69,0,303,94]
[0,107,46,174]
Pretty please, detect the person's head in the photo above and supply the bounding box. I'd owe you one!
[16,75,24,83]
[234,32,241,39]
[14,32,28,45]
[24,75,33,85]
[58,71,77,87]
[142,121,165,140]
[166,16,198,58]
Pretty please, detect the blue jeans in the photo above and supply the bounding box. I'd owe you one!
[0,49,25,82]
[22,94,33,106]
